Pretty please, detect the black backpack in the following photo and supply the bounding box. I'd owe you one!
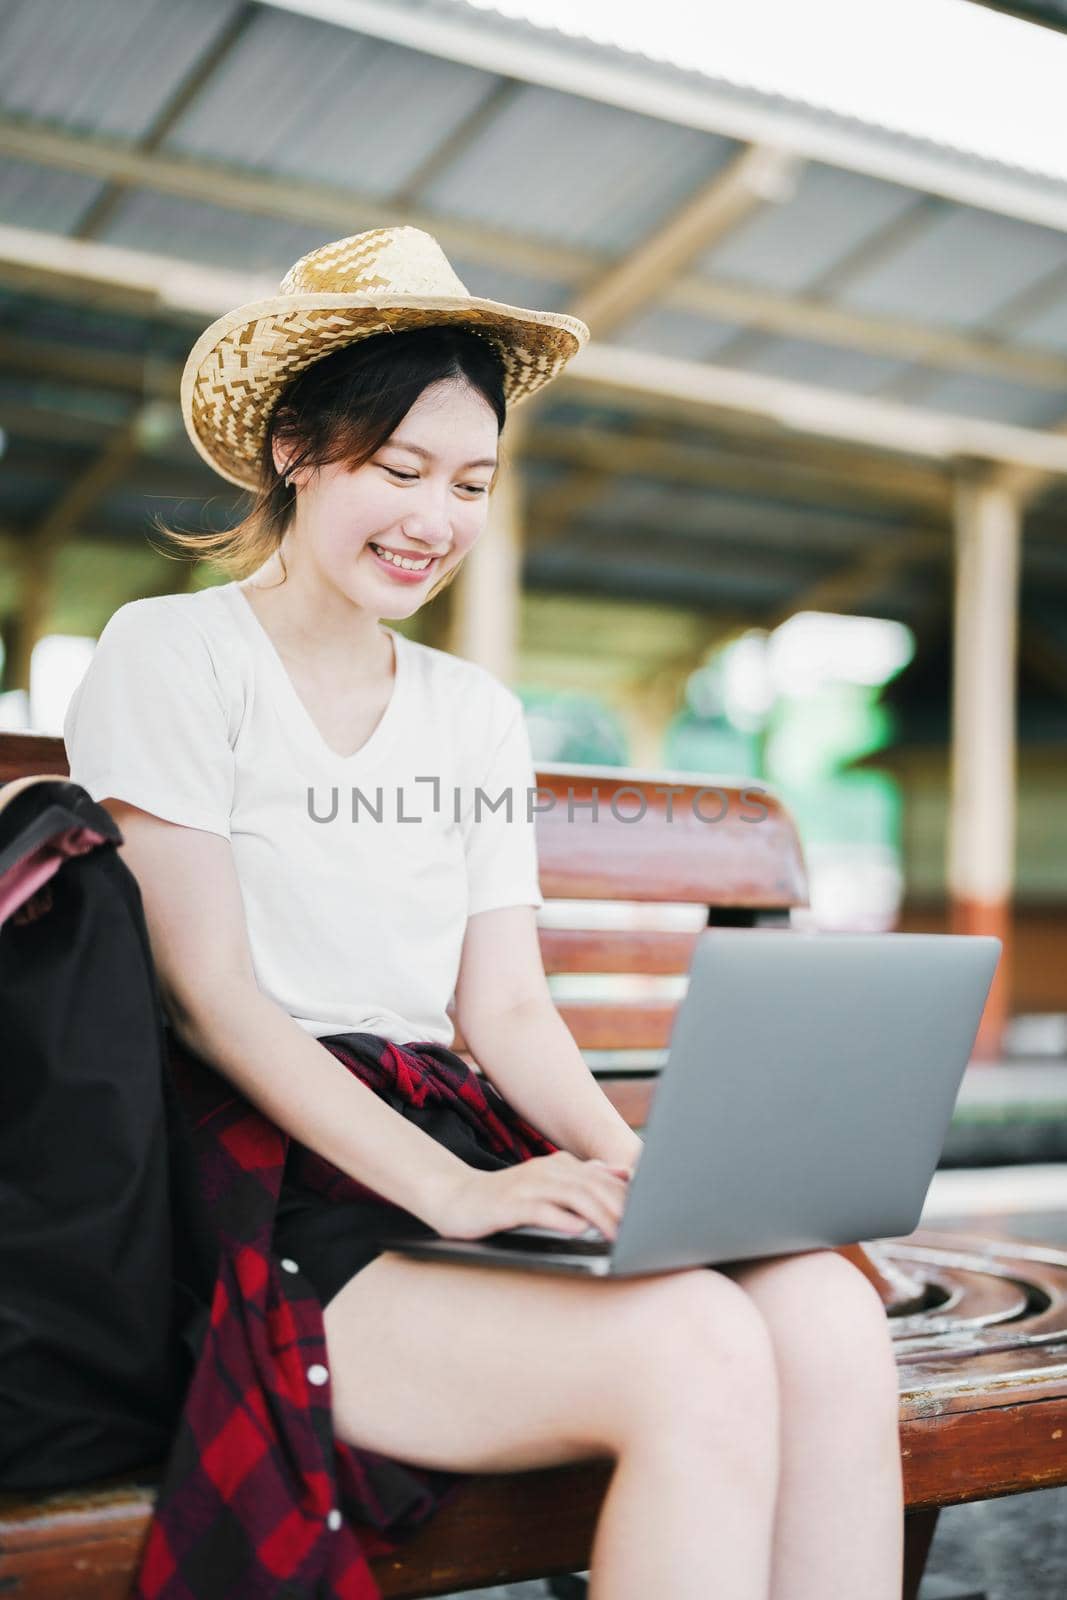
[0,776,216,1491]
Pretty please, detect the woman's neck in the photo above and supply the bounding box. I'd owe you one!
[239,558,391,682]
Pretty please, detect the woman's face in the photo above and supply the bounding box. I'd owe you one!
[278,377,499,618]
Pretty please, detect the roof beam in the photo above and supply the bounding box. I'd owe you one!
[73,6,260,242]
[3,224,1067,473]
[568,144,800,333]
[4,124,1066,393]
[673,275,1067,393]
[567,342,1067,474]
[0,220,276,319]
[523,423,950,523]
[262,0,1067,235]
[764,529,946,629]
[986,416,1067,506]
[0,118,577,287]
[526,139,801,537]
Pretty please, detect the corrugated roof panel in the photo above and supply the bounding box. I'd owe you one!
[0,0,240,140]
[905,371,1067,426]
[419,83,738,253]
[93,197,570,314]
[836,205,1067,328]
[697,162,924,293]
[527,523,835,606]
[97,189,337,274]
[725,334,911,396]
[164,8,499,199]
[1012,293,1067,354]
[0,157,105,232]
[525,546,797,608]
[583,478,911,554]
[605,306,740,360]
[443,0,1067,189]
[0,286,157,358]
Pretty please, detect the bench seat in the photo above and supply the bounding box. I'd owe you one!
[5,1229,1067,1597]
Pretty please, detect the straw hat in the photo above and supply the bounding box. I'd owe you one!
[180,225,590,490]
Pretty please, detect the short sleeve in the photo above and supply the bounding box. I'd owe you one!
[63,599,235,839]
[461,692,544,916]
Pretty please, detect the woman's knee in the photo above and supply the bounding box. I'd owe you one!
[739,1250,899,1419]
[601,1268,780,1445]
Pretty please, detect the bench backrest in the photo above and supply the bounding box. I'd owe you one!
[0,734,809,1068]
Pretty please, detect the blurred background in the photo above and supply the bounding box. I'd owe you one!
[1,3,1067,1589]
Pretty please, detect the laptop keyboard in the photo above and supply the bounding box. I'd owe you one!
[489,1223,613,1254]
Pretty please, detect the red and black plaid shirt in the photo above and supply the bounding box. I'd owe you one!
[135,1030,560,1600]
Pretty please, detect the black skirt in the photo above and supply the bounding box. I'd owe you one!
[272,1158,398,1308]
[271,1032,528,1308]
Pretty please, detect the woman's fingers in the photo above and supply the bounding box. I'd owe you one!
[556,1172,628,1237]
[502,1152,632,1238]
[537,1204,597,1235]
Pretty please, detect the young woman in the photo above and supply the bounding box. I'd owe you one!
[64,227,903,1600]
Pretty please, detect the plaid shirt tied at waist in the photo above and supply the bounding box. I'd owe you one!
[136,1029,561,1600]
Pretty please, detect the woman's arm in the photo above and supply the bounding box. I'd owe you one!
[453,905,644,1169]
[107,800,472,1227]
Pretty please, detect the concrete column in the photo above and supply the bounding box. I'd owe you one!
[948,476,1021,1061]
[0,613,23,694]
[448,460,523,686]
[614,676,680,770]
[0,542,58,723]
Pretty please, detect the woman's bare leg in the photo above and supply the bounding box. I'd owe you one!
[719,1249,904,1600]
[322,1252,781,1600]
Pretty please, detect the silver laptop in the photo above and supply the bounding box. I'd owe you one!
[386,929,1001,1278]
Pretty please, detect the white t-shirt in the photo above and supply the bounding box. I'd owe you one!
[63,580,544,1047]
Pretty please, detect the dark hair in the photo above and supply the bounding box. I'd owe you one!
[152,324,508,603]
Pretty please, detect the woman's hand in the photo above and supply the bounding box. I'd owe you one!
[430,1152,632,1242]
[584,1133,643,1176]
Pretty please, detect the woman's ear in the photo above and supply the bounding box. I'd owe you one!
[270,428,302,483]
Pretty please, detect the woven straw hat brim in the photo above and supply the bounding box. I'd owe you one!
[181,290,590,490]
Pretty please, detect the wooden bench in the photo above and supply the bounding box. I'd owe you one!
[3,730,1067,1599]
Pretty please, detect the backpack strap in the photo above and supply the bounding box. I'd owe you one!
[0,773,70,815]
[0,779,117,927]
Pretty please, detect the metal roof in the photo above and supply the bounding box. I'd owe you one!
[379,0,1067,186]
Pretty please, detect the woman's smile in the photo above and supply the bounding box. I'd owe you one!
[366,541,440,581]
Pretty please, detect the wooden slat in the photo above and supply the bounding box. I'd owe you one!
[586,1076,656,1129]
[0,1476,159,1600]
[555,997,706,1052]
[451,1002,678,1055]
[0,733,68,783]
[539,925,701,975]
[534,766,808,906]
[453,1052,654,1130]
